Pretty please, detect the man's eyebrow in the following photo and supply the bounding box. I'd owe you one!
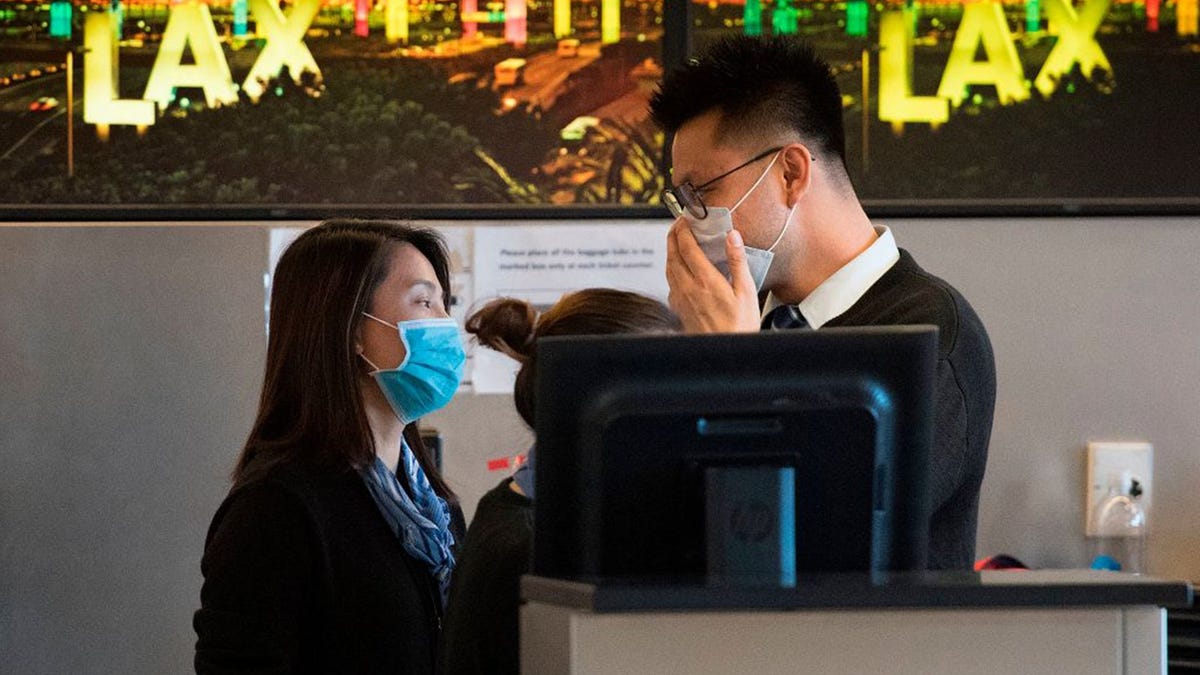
[676,162,726,189]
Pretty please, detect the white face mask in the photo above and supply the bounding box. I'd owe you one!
[682,151,797,291]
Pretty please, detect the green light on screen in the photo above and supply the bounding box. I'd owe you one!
[744,0,762,36]
[846,0,867,36]
[772,0,797,35]
[49,0,71,38]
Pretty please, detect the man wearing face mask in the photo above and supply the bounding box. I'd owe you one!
[650,36,996,570]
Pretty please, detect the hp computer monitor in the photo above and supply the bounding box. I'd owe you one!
[532,326,937,584]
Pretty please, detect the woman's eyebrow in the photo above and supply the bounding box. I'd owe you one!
[406,279,439,293]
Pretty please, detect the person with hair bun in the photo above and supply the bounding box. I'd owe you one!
[439,289,680,675]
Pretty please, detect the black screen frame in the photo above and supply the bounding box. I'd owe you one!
[532,326,939,584]
[4,0,1197,221]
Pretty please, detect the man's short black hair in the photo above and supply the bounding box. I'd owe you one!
[650,36,847,166]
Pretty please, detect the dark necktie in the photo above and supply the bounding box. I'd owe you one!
[760,304,809,331]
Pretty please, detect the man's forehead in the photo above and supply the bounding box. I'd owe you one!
[671,113,734,183]
[670,137,748,186]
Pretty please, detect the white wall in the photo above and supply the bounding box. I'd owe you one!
[2,216,1197,674]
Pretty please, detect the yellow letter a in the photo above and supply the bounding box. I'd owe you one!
[937,2,1030,105]
[142,2,238,111]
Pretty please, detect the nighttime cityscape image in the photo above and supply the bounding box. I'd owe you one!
[0,0,1197,206]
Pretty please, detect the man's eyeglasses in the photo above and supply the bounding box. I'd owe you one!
[663,146,785,220]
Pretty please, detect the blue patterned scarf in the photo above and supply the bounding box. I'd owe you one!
[360,439,456,607]
[511,444,536,499]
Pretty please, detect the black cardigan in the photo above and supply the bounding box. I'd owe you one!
[823,249,996,569]
[194,457,465,675]
[439,478,533,675]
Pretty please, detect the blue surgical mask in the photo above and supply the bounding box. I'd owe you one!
[682,151,797,291]
[360,314,465,425]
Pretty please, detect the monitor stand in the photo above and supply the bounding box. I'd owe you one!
[704,465,797,588]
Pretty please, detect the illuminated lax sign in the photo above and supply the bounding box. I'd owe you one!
[878,0,1113,129]
[84,0,321,130]
[84,0,1113,132]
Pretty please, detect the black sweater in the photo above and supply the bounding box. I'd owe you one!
[823,249,996,569]
[439,478,533,675]
[194,458,465,675]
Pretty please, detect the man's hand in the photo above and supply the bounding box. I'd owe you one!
[665,219,761,334]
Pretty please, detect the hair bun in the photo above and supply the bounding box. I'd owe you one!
[465,298,538,362]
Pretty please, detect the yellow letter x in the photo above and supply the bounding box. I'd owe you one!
[243,0,322,101]
[1035,0,1112,97]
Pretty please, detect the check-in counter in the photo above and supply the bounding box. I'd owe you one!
[521,570,1193,674]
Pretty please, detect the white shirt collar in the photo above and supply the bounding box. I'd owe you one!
[763,226,900,329]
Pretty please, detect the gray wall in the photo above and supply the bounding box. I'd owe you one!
[1,226,268,674]
[889,217,1200,576]
[1,217,1197,674]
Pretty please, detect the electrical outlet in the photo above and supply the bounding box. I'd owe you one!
[1085,441,1152,537]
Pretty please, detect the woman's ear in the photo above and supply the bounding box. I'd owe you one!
[353,321,364,356]
[781,143,814,206]
[353,341,374,375]
[353,319,366,362]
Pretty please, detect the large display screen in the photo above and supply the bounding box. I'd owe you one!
[1,0,1196,212]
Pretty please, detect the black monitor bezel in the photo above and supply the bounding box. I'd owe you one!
[532,326,939,584]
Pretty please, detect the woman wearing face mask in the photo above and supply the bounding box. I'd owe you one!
[438,289,681,675]
[194,220,466,675]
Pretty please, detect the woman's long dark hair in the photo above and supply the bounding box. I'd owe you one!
[233,220,456,502]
